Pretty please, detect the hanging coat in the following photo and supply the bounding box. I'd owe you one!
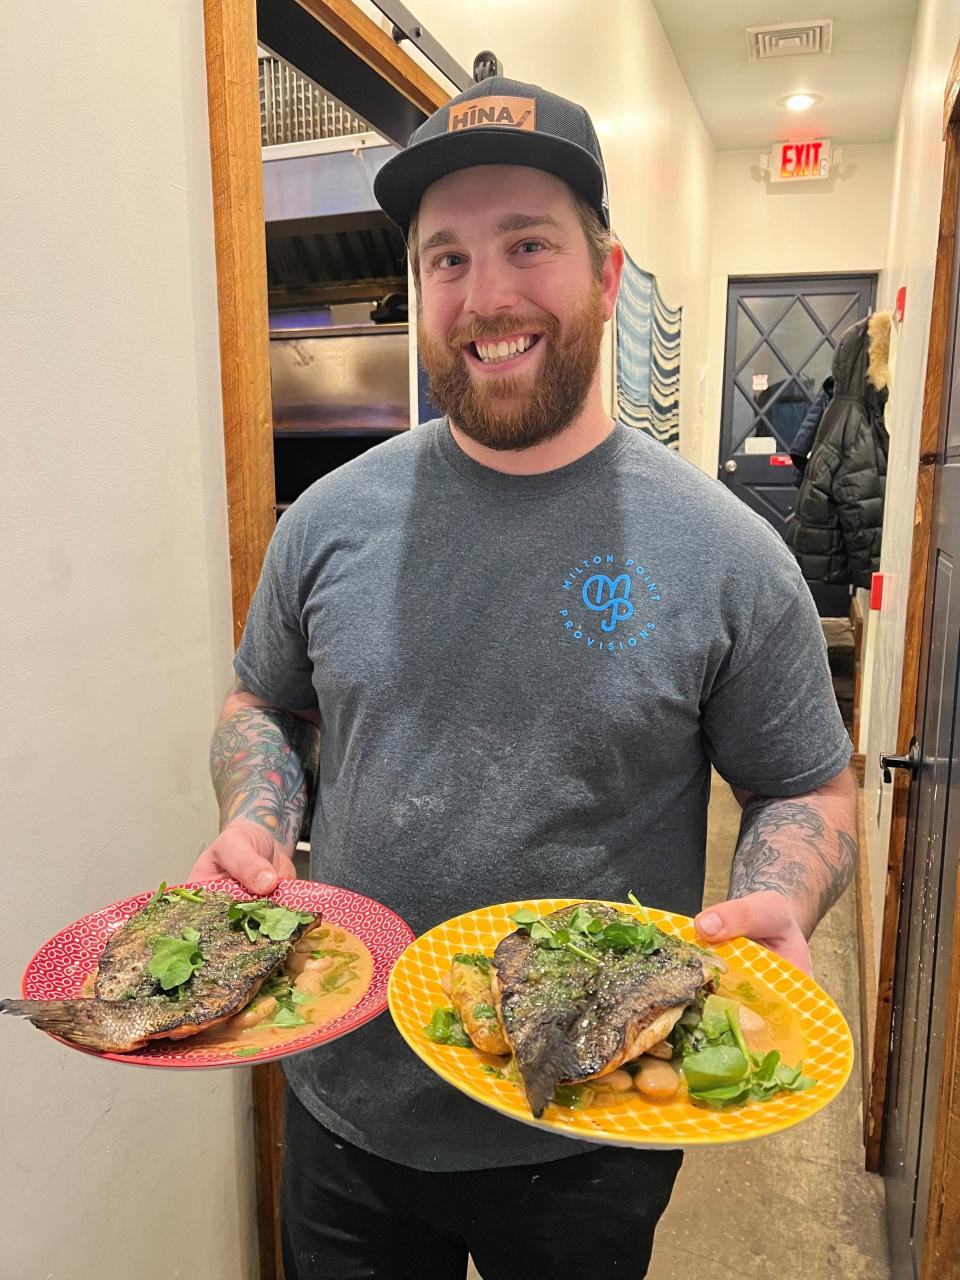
[785,312,891,588]
[790,375,834,476]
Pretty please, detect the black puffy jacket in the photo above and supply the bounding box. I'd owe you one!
[786,312,890,588]
[790,375,834,475]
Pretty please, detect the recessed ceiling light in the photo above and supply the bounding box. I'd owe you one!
[780,93,822,112]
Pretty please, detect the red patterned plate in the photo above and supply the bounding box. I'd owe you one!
[18,878,413,1069]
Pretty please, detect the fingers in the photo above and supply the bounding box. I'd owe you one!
[695,890,797,944]
[695,890,815,977]
[189,821,296,895]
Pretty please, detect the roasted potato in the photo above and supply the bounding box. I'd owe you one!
[449,954,509,1055]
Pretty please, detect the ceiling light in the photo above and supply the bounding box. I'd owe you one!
[781,93,822,112]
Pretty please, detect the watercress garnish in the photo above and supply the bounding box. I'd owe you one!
[423,1007,472,1047]
[227,901,315,942]
[148,928,206,991]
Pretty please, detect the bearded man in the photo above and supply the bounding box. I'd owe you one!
[189,79,856,1279]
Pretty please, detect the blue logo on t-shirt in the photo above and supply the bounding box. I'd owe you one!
[559,554,661,655]
[582,573,634,632]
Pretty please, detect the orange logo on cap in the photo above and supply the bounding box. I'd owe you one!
[448,96,536,133]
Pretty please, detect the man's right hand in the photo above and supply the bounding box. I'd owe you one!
[187,820,297,896]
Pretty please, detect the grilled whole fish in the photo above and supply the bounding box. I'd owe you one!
[492,902,723,1117]
[1,890,313,1052]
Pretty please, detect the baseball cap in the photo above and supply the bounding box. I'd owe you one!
[373,77,610,236]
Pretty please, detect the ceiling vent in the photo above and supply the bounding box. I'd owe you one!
[746,20,833,61]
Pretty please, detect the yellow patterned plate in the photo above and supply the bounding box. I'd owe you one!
[388,898,854,1148]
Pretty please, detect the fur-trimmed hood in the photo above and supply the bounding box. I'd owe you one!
[831,310,892,396]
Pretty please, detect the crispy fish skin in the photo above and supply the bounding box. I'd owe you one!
[492,902,718,1118]
[1,891,312,1052]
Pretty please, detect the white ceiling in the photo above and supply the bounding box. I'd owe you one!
[649,0,919,150]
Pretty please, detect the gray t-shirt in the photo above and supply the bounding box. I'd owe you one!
[235,418,850,1171]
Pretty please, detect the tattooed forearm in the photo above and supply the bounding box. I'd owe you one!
[729,772,858,938]
[210,707,320,850]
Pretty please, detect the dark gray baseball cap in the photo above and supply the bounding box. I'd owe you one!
[373,77,610,236]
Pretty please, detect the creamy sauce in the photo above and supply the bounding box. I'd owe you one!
[587,961,808,1107]
[190,925,374,1055]
[80,925,374,1057]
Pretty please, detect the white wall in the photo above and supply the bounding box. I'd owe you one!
[698,143,894,474]
[861,0,960,959]
[0,4,252,1278]
[362,0,716,461]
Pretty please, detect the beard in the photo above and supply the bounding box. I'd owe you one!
[417,285,606,451]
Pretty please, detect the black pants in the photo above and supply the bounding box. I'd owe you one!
[282,1088,682,1279]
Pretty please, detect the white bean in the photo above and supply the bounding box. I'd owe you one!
[737,1005,768,1034]
[232,996,277,1029]
[596,1069,634,1093]
[634,1057,680,1100]
[295,971,327,996]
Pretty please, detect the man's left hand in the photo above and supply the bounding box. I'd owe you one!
[693,890,813,978]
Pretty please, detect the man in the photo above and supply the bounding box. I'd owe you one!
[189,78,856,1279]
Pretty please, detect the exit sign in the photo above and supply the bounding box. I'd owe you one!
[770,138,832,182]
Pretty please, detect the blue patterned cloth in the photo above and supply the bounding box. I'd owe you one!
[615,248,681,449]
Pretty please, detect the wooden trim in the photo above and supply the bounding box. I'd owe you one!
[204,0,276,650]
[867,122,960,1170]
[204,6,451,1276]
[251,1065,286,1279]
[855,788,877,1115]
[294,0,450,116]
[204,2,282,1275]
[922,40,960,1272]
[946,39,960,134]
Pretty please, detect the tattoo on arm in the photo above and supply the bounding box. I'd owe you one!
[210,708,320,850]
[729,795,857,937]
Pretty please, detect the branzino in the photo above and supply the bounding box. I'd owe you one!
[491,902,723,1117]
[0,890,313,1052]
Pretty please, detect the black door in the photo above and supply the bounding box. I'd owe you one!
[883,246,960,1274]
[719,274,877,615]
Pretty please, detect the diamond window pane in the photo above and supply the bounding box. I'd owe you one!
[800,339,836,392]
[741,295,792,331]
[755,377,813,449]
[739,343,788,392]
[732,386,766,450]
[806,293,858,333]
[769,300,822,367]
[735,306,763,365]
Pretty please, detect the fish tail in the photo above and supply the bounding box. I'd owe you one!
[0,998,128,1051]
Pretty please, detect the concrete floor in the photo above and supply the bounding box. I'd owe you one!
[469,779,889,1280]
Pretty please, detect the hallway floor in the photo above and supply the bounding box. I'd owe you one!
[469,778,890,1280]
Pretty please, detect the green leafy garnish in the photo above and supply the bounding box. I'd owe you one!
[552,1084,595,1110]
[232,1047,261,1058]
[424,1007,472,1047]
[227,901,314,942]
[473,1002,498,1021]
[508,904,662,966]
[147,882,205,907]
[148,930,206,991]
[480,1064,504,1078]
[271,1005,308,1028]
[681,995,817,1108]
[627,891,650,924]
[452,953,492,973]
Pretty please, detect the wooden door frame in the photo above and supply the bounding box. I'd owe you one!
[866,39,960,1276]
[201,3,448,1277]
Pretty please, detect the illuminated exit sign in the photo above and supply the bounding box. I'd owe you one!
[769,138,832,182]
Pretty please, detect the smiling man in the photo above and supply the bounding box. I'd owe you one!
[189,79,856,1279]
